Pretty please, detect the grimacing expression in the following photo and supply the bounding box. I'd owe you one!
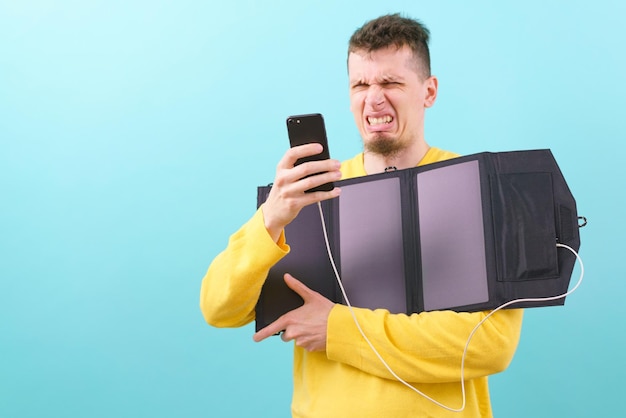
[348,45,437,157]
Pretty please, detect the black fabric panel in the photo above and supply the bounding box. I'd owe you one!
[255,187,338,331]
[559,205,575,242]
[254,149,581,330]
[490,172,559,282]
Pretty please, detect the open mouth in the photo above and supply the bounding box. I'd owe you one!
[367,115,393,126]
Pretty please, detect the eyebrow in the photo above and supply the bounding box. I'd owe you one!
[350,74,404,86]
[379,74,403,83]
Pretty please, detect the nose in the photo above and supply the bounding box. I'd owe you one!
[364,85,385,108]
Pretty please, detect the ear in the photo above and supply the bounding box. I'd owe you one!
[424,76,438,108]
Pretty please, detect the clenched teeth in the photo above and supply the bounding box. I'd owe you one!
[368,115,393,125]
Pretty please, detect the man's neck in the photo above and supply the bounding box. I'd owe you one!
[363,142,431,175]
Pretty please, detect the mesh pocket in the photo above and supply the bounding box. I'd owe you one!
[490,172,559,281]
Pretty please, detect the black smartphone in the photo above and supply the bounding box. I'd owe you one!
[286,113,334,193]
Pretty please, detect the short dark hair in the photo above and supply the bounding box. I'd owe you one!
[348,13,431,79]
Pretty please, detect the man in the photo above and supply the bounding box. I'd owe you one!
[200,13,523,417]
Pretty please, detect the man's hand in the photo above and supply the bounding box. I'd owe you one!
[262,143,341,242]
[253,274,335,352]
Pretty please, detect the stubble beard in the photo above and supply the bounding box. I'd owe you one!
[364,133,408,159]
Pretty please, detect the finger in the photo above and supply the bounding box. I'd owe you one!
[295,158,342,178]
[272,154,338,193]
[278,143,324,169]
[284,273,316,303]
[294,170,342,195]
[253,317,287,343]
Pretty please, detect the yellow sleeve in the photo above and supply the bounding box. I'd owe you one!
[326,305,523,384]
[199,207,289,328]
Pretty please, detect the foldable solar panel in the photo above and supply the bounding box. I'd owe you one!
[255,149,581,331]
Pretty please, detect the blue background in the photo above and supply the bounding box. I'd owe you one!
[1,1,624,416]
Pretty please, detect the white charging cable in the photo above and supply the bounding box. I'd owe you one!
[316,201,585,412]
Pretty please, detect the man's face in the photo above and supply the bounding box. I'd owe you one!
[348,45,437,157]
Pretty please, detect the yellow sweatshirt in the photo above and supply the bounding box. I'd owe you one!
[200,147,523,417]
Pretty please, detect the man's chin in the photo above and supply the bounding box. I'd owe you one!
[364,135,405,158]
